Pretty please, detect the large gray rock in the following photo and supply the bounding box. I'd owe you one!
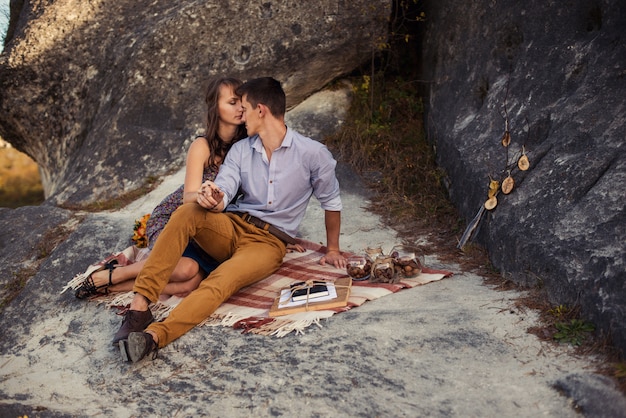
[0,0,389,205]
[419,0,626,354]
[284,80,353,142]
[0,206,75,307]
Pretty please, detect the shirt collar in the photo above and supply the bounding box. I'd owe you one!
[251,126,293,153]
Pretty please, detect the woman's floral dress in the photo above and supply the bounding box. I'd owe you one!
[145,165,219,249]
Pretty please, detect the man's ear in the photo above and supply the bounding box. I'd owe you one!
[257,103,268,118]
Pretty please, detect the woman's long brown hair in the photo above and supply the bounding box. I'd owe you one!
[204,77,248,169]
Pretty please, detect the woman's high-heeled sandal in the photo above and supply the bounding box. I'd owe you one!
[75,260,118,299]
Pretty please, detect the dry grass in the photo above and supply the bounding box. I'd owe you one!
[59,175,162,212]
[326,74,477,273]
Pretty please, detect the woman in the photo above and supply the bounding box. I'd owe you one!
[75,76,247,299]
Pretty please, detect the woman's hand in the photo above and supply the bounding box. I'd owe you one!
[197,181,224,210]
[286,243,305,253]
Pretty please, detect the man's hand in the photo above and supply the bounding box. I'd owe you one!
[319,249,346,269]
[197,181,224,210]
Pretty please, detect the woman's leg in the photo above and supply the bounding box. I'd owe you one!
[88,257,204,296]
[160,257,205,298]
[89,261,145,293]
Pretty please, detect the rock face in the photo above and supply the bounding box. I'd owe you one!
[419,0,626,354]
[0,206,75,306]
[0,0,389,205]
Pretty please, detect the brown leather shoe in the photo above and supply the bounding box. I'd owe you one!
[120,332,158,363]
[111,309,154,346]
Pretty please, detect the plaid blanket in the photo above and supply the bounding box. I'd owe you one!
[63,240,453,337]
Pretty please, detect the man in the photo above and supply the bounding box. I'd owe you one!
[113,77,346,362]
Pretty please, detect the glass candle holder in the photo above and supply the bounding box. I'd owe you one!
[390,245,423,278]
[346,255,372,281]
[371,256,398,283]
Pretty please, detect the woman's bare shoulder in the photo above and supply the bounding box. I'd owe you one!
[188,136,210,152]
[186,136,211,166]
[191,136,209,146]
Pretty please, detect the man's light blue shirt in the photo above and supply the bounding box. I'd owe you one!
[214,127,342,238]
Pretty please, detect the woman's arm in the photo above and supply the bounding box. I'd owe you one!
[183,137,211,204]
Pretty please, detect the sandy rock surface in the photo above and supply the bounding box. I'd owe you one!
[0,166,625,418]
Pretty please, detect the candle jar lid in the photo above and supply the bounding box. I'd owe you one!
[365,246,384,260]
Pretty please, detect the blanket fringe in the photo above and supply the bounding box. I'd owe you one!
[199,312,323,337]
[85,292,326,338]
[269,317,323,337]
[60,246,151,295]
[150,302,176,322]
[106,291,135,309]
[60,272,90,294]
[200,312,249,328]
[60,262,108,294]
[103,292,175,321]
[219,312,250,327]
[199,313,227,326]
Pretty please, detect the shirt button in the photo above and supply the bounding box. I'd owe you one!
[268,201,272,205]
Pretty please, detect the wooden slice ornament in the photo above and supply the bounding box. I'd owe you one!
[518,146,530,171]
[501,131,511,147]
[502,175,514,194]
[484,196,498,210]
[518,154,530,171]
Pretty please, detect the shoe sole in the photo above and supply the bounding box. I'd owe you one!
[119,339,130,362]
[127,332,148,363]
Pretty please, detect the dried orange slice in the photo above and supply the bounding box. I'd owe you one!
[518,154,530,171]
[501,131,511,147]
[502,176,514,194]
[484,196,498,210]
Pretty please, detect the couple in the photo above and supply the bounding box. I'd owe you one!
[107,76,346,362]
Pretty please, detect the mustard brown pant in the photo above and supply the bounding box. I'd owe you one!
[133,203,286,347]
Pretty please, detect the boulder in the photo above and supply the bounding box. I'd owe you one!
[0,79,354,310]
[419,0,626,354]
[0,0,389,205]
[0,205,75,307]
[284,80,352,142]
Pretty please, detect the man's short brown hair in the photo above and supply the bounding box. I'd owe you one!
[236,77,286,117]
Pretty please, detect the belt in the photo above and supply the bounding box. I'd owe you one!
[231,212,296,245]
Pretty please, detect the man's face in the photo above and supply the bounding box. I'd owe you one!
[241,95,260,136]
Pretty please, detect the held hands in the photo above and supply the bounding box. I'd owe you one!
[319,249,346,269]
[197,181,224,211]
